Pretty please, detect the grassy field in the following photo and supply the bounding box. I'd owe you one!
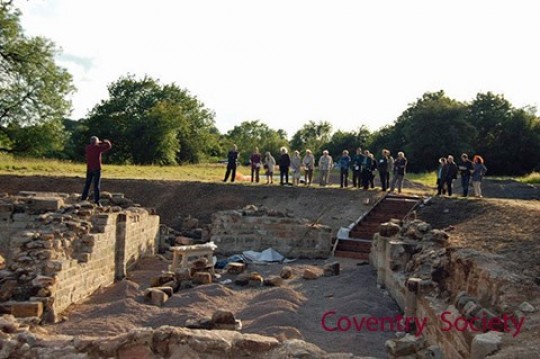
[1,154,539,184]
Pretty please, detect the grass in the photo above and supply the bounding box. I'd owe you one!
[519,172,540,184]
[2,154,539,185]
[406,172,437,187]
[0,154,227,182]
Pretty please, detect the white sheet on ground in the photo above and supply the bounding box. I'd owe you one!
[242,248,295,263]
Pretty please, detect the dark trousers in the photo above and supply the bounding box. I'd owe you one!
[379,172,389,190]
[280,167,289,184]
[82,169,101,203]
[361,170,371,190]
[437,179,446,195]
[461,176,471,196]
[340,169,349,187]
[305,168,314,185]
[224,166,236,182]
[352,170,361,187]
[445,178,454,196]
[251,167,260,183]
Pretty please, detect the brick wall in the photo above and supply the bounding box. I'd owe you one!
[210,207,333,259]
[0,193,160,321]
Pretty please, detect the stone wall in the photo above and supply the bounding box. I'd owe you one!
[0,318,372,359]
[210,205,333,258]
[370,220,534,359]
[0,192,159,322]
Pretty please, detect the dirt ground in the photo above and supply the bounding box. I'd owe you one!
[45,257,398,357]
[1,174,539,356]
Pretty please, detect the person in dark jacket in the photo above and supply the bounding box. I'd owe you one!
[389,151,407,193]
[81,136,112,205]
[445,155,458,196]
[223,144,239,182]
[361,150,373,190]
[377,149,392,191]
[278,147,291,185]
[459,153,474,197]
[436,157,449,195]
[338,150,352,188]
[351,147,363,188]
[472,155,488,197]
[250,147,262,183]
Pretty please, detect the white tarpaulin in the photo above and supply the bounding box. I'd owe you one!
[242,248,294,263]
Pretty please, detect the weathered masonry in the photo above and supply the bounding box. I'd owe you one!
[0,192,159,322]
[210,205,333,258]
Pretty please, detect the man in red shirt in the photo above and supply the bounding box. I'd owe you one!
[81,136,112,205]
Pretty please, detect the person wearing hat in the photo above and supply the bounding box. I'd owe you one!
[318,150,333,187]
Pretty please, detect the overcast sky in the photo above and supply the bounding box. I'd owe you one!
[15,0,540,137]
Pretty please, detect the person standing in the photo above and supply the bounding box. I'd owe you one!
[361,150,373,190]
[318,150,333,186]
[471,155,488,197]
[263,151,276,184]
[377,149,392,191]
[436,157,449,195]
[369,153,377,189]
[81,136,112,205]
[459,153,475,197]
[250,147,262,183]
[338,150,352,188]
[278,147,291,185]
[445,155,458,196]
[389,152,407,193]
[223,144,239,182]
[303,149,315,186]
[290,150,302,186]
[351,147,363,188]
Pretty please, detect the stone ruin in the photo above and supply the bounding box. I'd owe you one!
[210,205,333,258]
[0,191,159,323]
[371,219,538,359]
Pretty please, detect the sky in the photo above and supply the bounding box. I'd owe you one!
[15,0,540,138]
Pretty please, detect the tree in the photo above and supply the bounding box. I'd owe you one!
[390,91,474,172]
[324,126,372,159]
[83,75,219,165]
[0,1,74,153]
[290,120,333,157]
[465,92,540,175]
[225,120,288,163]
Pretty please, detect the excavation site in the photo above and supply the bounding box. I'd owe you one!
[0,175,539,359]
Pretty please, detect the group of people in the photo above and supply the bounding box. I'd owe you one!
[222,145,410,193]
[436,153,488,197]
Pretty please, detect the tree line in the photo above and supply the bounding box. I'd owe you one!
[1,1,540,175]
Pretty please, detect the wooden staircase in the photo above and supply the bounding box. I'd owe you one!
[333,194,422,260]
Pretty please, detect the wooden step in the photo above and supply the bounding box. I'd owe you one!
[336,240,372,252]
[334,250,370,260]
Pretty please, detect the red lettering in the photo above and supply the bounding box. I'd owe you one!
[337,316,352,331]
[352,316,367,331]
[321,310,337,332]
[454,317,469,332]
[440,311,453,331]
[366,317,379,331]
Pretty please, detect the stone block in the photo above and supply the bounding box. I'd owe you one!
[118,344,154,359]
[248,273,264,287]
[385,334,426,357]
[155,286,174,297]
[211,310,236,325]
[323,262,340,277]
[27,197,64,212]
[193,272,212,285]
[280,266,293,279]
[263,276,283,287]
[470,331,502,359]
[11,301,44,318]
[303,268,319,280]
[235,273,250,286]
[379,222,401,237]
[226,262,245,274]
[144,288,169,307]
[175,236,193,245]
